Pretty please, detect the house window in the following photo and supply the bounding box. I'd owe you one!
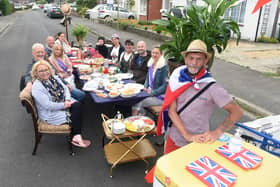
[140,0,147,15]
[224,0,247,24]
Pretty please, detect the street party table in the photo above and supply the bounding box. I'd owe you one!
[153,139,280,187]
[89,89,149,105]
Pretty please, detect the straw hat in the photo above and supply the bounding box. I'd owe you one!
[61,4,71,14]
[181,39,210,59]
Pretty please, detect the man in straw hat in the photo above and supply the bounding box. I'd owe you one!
[157,40,242,153]
[145,39,243,183]
[158,39,243,153]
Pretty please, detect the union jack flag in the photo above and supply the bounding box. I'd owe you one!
[215,145,263,170]
[186,156,237,187]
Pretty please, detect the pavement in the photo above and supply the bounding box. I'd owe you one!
[1,12,279,117]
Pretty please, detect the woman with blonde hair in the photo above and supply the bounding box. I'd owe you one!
[31,60,91,148]
[49,43,73,80]
[49,44,85,102]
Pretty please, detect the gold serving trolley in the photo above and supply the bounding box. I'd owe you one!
[101,114,157,177]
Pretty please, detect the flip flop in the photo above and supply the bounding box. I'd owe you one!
[71,139,91,148]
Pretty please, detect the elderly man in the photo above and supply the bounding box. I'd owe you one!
[20,43,85,102]
[45,36,55,57]
[157,39,243,154]
[20,43,46,91]
[129,41,151,84]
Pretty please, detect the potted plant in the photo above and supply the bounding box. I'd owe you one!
[153,0,241,72]
[71,24,89,47]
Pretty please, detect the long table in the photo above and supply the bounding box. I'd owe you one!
[89,90,149,105]
[87,79,149,105]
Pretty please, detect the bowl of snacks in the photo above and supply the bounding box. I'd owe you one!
[108,90,120,98]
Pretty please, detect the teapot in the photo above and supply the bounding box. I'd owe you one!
[111,121,126,134]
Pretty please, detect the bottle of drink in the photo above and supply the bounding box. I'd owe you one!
[228,129,243,153]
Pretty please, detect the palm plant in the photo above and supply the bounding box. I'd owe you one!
[153,0,241,71]
[71,24,89,47]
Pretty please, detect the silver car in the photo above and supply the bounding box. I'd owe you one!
[98,4,135,20]
[85,4,104,19]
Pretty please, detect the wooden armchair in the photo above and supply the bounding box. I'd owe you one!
[19,89,74,155]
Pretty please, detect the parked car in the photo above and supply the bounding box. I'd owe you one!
[47,7,64,18]
[43,4,53,13]
[14,4,23,10]
[160,6,186,20]
[85,4,104,19]
[69,4,77,12]
[0,10,2,16]
[98,4,135,20]
[32,4,40,10]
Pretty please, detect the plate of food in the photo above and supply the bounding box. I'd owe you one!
[92,58,104,65]
[108,90,120,98]
[77,64,93,74]
[82,79,98,91]
[124,116,155,133]
[120,87,140,98]
[123,83,144,91]
[72,59,84,63]
[104,82,123,92]
[96,92,108,98]
[115,73,133,80]
[107,75,117,82]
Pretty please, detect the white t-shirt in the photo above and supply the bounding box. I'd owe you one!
[110,46,120,58]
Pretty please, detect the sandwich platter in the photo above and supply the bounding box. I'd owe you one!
[124,116,155,133]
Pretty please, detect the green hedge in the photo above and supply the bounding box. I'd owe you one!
[257,36,279,43]
[0,0,14,15]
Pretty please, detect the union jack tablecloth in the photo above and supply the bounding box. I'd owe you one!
[186,156,237,187]
[215,145,263,170]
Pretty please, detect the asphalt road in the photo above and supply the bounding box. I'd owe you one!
[0,10,250,186]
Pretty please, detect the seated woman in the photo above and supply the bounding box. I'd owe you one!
[55,32,72,55]
[119,39,134,73]
[49,44,85,102]
[108,34,125,63]
[31,60,91,148]
[95,36,108,58]
[132,46,168,115]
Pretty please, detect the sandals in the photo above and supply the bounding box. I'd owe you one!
[71,139,91,148]
[71,134,91,148]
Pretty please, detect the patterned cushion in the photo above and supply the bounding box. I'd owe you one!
[38,120,71,133]
[19,88,32,102]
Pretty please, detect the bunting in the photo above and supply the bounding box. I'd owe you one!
[252,0,272,14]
